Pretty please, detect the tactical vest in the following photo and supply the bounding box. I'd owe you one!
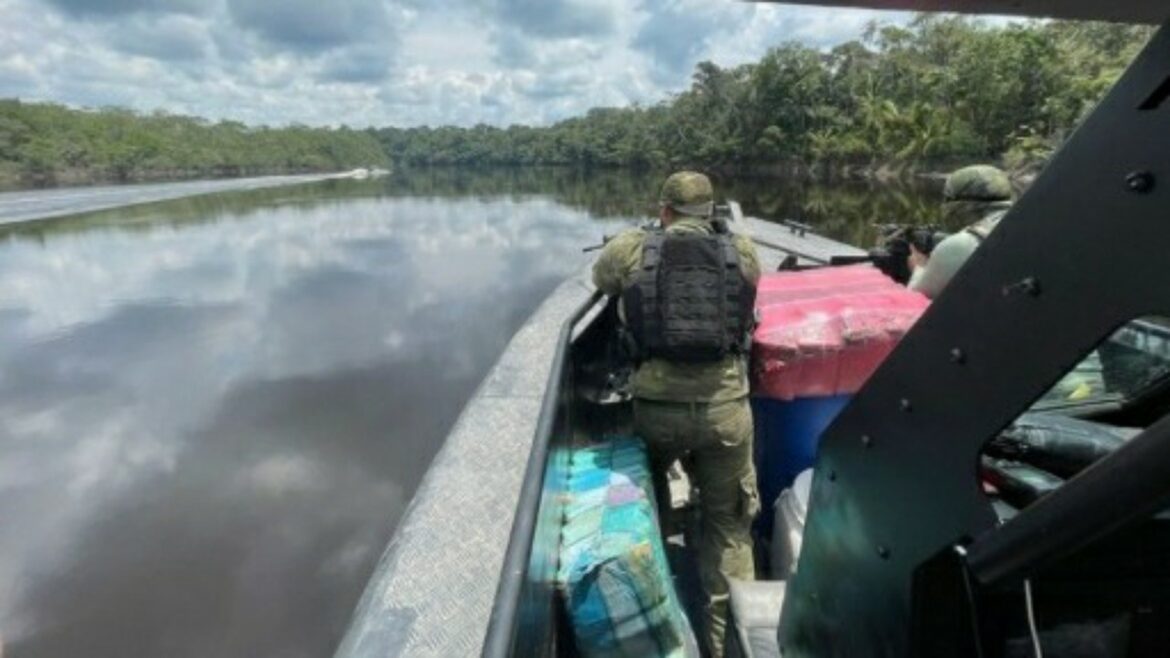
[621,228,756,363]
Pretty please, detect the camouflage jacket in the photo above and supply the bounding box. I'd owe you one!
[591,217,761,402]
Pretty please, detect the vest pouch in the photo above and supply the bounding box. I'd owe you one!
[656,234,728,362]
[623,230,755,364]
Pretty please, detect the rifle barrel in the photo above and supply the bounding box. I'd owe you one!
[829,254,875,266]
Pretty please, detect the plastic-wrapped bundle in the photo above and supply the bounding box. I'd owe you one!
[557,437,697,658]
[981,456,1065,508]
[749,266,928,519]
[752,266,929,400]
[985,413,1132,478]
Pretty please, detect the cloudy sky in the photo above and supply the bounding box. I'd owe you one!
[0,0,914,128]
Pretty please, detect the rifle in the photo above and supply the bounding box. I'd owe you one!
[582,217,665,253]
[874,223,949,256]
[829,223,950,284]
[583,204,737,253]
[583,239,611,253]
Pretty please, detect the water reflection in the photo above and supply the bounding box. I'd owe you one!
[0,191,615,657]
[364,167,948,244]
[0,168,943,657]
[365,167,948,245]
[2,168,946,247]
[722,175,948,245]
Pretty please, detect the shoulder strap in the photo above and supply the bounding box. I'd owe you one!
[964,226,987,243]
[965,211,1007,243]
[719,232,740,268]
[718,233,755,353]
[636,232,665,358]
[641,231,665,269]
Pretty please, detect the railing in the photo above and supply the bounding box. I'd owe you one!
[481,290,605,657]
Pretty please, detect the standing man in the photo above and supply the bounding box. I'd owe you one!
[908,164,1014,299]
[592,171,760,657]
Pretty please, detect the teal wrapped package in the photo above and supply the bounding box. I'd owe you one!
[556,436,697,657]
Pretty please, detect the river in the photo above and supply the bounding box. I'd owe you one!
[0,168,940,657]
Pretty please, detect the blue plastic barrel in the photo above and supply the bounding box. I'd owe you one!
[751,394,851,538]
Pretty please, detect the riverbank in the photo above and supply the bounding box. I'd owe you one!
[0,99,391,191]
[0,164,346,191]
[0,172,353,226]
[704,157,1016,185]
[0,158,960,191]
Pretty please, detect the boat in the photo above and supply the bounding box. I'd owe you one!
[334,204,861,657]
[337,1,1170,655]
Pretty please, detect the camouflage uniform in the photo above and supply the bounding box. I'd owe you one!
[592,171,761,657]
[910,165,1014,299]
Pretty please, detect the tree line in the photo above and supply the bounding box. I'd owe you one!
[0,16,1153,187]
[0,101,389,186]
[378,17,1151,174]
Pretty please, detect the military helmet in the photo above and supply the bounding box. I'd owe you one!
[659,171,714,217]
[943,165,1013,203]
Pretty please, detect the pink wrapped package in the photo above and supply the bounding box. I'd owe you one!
[752,267,929,400]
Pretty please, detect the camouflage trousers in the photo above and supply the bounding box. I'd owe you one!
[633,396,759,658]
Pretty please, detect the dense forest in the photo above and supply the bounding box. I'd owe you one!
[0,101,389,186]
[378,17,1152,174]
[0,16,1153,187]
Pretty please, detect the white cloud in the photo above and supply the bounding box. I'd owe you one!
[3,0,917,127]
[226,0,396,54]
[106,14,212,61]
[633,0,756,84]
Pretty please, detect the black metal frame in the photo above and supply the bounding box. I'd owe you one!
[965,411,1170,589]
[751,0,1165,25]
[780,21,1170,657]
[482,290,604,658]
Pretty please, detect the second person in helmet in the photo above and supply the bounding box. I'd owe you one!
[908,164,1014,299]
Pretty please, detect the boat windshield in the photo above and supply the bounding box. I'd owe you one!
[1034,316,1170,409]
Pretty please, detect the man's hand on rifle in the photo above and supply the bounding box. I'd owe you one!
[907,243,929,272]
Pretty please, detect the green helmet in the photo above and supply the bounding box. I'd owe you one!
[659,171,714,217]
[943,165,1013,203]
